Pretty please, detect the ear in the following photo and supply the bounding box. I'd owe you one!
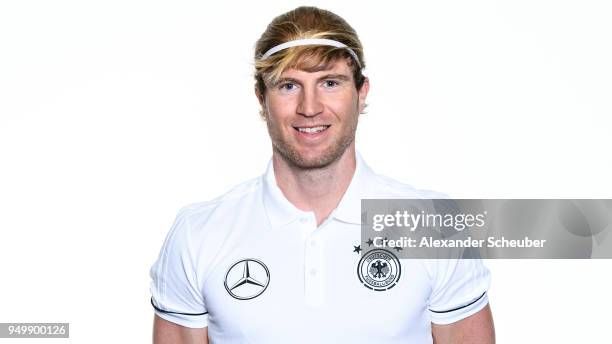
[255,85,267,119]
[358,77,370,113]
[255,85,265,107]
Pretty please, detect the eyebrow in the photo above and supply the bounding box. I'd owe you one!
[274,73,351,86]
[318,73,351,82]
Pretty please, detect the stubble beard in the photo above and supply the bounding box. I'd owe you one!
[267,117,358,170]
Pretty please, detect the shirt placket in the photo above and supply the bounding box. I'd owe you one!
[300,214,326,307]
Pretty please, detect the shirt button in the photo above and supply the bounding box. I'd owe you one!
[300,217,308,224]
[309,240,316,247]
[309,268,317,276]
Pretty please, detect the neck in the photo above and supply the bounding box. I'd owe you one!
[273,145,357,226]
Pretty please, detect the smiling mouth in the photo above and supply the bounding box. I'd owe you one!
[293,125,331,134]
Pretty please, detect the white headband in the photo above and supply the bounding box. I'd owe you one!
[260,38,362,68]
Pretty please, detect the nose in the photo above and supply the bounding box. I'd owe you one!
[296,87,323,117]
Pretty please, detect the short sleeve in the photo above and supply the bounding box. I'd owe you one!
[150,208,208,328]
[428,258,491,325]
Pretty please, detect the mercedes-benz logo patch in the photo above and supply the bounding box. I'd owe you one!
[357,249,401,291]
[224,258,270,300]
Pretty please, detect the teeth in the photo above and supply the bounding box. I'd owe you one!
[297,126,328,133]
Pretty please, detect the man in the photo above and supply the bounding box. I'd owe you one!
[150,6,494,343]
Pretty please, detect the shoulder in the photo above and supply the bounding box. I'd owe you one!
[160,176,264,274]
[172,176,263,237]
[179,176,262,218]
[369,172,448,199]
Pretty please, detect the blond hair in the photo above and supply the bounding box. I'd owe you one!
[254,6,366,95]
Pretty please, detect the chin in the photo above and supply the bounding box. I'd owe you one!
[278,145,348,170]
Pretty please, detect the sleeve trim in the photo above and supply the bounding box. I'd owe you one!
[151,297,208,316]
[429,291,486,314]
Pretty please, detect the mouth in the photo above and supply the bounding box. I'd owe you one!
[292,125,331,134]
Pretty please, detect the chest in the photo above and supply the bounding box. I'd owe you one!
[199,225,434,342]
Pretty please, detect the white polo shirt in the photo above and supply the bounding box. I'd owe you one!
[150,153,491,343]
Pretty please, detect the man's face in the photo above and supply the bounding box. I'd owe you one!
[258,59,369,169]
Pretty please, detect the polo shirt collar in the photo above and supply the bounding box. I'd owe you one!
[333,152,373,225]
[262,152,374,228]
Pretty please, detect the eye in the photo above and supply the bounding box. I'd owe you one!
[323,80,340,88]
[279,83,298,92]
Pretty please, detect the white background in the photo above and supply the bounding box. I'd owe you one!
[1,0,611,342]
